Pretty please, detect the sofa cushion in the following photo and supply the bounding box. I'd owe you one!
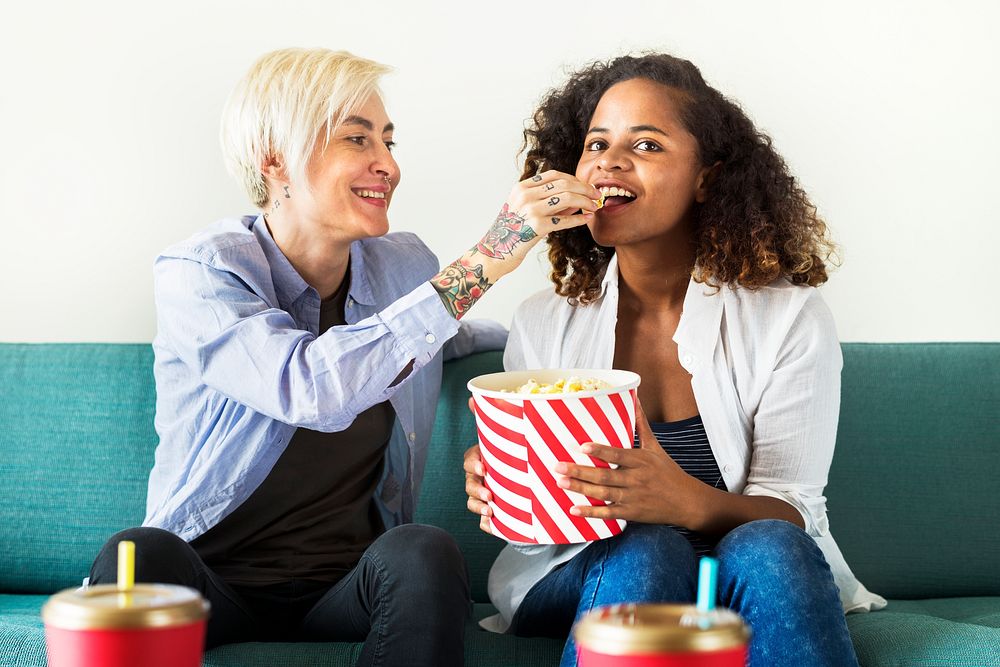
[0,343,509,600]
[204,641,361,666]
[417,350,506,603]
[207,606,563,667]
[828,343,1000,600]
[12,593,998,667]
[6,342,999,604]
[0,594,47,667]
[847,597,1000,666]
[0,596,563,667]
[419,345,1000,605]
[0,344,154,593]
[467,603,564,666]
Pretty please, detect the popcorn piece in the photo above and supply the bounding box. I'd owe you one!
[505,376,611,395]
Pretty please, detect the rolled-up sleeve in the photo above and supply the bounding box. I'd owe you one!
[443,318,508,361]
[154,256,459,432]
[742,291,843,537]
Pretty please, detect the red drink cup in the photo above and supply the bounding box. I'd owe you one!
[468,368,640,544]
[575,604,750,667]
[42,583,209,667]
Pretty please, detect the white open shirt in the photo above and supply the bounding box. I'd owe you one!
[481,254,886,633]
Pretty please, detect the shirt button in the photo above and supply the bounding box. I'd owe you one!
[723,464,732,473]
[347,298,354,308]
[408,432,417,442]
[682,354,694,366]
[424,333,436,344]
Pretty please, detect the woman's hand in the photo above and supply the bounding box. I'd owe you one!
[464,443,493,535]
[489,170,600,246]
[553,402,706,526]
[467,170,599,269]
[463,398,493,535]
[432,170,599,320]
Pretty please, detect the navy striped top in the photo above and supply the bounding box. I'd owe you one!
[644,415,727,557]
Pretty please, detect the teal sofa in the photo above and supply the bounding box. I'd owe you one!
[1,343,997,666]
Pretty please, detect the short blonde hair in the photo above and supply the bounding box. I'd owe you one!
[220,48,392,208]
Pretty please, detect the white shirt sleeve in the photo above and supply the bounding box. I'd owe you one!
[742,290,843,537]
[502,303,530,372]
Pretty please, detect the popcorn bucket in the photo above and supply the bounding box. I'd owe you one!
[42,583,209,667]
[468,368,640,544]
[574,603,750,667]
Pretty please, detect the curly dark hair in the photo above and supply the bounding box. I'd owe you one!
[522,53,838,303]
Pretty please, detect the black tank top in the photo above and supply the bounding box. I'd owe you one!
[646,415,727,556]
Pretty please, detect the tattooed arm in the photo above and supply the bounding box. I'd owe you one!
[431,171,599,319]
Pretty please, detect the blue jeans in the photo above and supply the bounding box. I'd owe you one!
[510,520,859,667]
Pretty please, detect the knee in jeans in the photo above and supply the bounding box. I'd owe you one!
[601,524,698,581]
[613,525,696,563]
[717,519,816,568]
[116,527,188,557]
[588,525,697,601]
[92,527,193,584]
[372,524,466,586]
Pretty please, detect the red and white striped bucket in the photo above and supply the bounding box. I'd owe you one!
[468,369,641,544]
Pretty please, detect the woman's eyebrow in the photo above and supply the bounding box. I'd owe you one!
[630,124,668,136]
[585,124,669,136]
[341,116,395,133]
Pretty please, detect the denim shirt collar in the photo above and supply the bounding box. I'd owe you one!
[251,215,377,310]
[348,240,376,307]
[252,216,311,310]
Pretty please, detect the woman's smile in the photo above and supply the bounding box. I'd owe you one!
[351,185,390,208]
[593,180,639,212]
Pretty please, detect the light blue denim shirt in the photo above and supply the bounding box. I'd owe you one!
[144,215,506,541]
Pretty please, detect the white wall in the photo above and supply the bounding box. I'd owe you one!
[2,0,997,343]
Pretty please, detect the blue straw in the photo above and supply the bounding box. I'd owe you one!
[696,556,718,613]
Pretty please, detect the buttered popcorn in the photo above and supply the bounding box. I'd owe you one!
[507,376,611,394]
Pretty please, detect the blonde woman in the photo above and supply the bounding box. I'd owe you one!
[87,48,599,666]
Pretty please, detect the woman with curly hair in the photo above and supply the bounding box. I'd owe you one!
[464,53,885,667]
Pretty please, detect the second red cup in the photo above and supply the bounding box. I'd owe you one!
[575,603,750,666]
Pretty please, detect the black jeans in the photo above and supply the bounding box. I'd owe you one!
[89,523,469,667]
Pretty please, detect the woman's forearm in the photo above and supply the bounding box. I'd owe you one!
[687,484,806,535]
[430,171,599,319]
[430,204,539,319]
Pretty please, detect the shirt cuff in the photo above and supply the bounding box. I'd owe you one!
[742,483,830,537]
[379,281,460,365]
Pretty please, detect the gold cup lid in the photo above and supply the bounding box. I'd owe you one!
[574,603,750,655]
[42,584,209,630]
